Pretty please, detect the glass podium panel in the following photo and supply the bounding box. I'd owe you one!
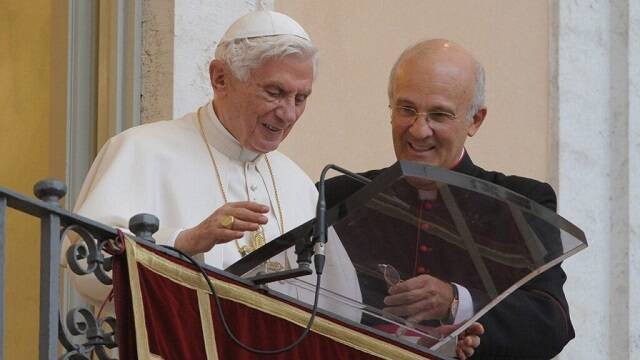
[226,161,587,357]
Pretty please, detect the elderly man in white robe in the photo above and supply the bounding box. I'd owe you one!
[68,10,360,318]
[67,11,485,357]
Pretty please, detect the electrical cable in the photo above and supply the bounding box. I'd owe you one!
[161,245,323,355]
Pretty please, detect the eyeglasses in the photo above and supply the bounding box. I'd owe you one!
[378,263,402,287]
[389,105,457,127]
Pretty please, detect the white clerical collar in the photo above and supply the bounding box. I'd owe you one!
[202,101,262,162]
[416,149,465,200]
[418,189,438,200]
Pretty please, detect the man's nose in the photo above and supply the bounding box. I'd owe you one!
[408,117,434,138]
[275,97,297,123]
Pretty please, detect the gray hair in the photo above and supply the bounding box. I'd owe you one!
[387,47,486,122]
[466,61,486,122]
[215,34,318,82]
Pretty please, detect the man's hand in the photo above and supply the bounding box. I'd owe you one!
[415,321,484,359]
[456,322,484,360]
[174,201,269,255]
[383,274,454,323]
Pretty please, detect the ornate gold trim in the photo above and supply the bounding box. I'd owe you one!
[128,239,431,360]
[125,237,165,359]
[197,290,219,359]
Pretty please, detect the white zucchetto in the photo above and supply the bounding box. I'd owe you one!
[219,10,311,43]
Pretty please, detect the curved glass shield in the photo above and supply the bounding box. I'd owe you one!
[227,161,587,358]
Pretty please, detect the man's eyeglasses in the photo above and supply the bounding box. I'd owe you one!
[378,263,402,287]
[389,105,457,127]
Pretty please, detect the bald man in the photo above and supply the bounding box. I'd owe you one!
[324,39,574,359]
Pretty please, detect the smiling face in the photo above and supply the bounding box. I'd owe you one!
[211,54,314,153]
[389,42,485,169]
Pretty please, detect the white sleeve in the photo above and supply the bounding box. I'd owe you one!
[72,135,184,246]
[453,283,474,324]
[63,134,184,305]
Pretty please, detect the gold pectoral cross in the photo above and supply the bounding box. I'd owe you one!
[240,227,284,272]
[238,227,266,257]
[251,227,266,249]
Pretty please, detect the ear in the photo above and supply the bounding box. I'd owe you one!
[210,59,229,95]
[466,107,487,137]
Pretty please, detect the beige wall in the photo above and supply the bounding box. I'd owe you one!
[0,1,67,358]
[276,0,551,183]
[0,1,551,356]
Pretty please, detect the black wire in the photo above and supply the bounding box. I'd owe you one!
[160,245,323,355]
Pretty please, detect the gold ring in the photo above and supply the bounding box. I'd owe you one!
[220,215,235,229]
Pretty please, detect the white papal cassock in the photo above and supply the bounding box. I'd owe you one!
[68,101,362,320]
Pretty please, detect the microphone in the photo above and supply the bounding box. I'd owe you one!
[313,164,371,275]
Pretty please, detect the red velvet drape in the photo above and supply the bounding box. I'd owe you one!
[113,241,441,359]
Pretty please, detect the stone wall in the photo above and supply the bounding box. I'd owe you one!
[554,0,639,358]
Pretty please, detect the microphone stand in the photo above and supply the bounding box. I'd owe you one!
[310,164,371,276]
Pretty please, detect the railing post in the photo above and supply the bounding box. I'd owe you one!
[0,195,6,360]
[33,180,67,360]
[129,213,159,243]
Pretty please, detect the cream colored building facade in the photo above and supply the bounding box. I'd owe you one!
[1,0,638,358]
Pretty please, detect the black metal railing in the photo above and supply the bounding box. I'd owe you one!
[0,180,158,359]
